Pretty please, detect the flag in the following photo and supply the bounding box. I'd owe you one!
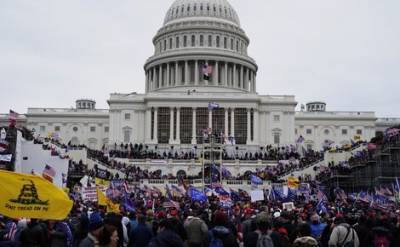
[287,176,300,189]
[163,199,180,209]
[0,154,12,162]
[188,187,208,202]
[214,186,230,196]
[271,185,286,201]
[123,193,135,212]
[97,188,120,213]
[386,128,400,138]
[316,200,327,214]
[208,102,219,110]
[95,178,110,187]
[250,175,263,185]
[9,110,18,126]
[202,63,213,80]
[296,135,305,144]
[367,143,377,151]
[230,189,241,202]
[0,170,73,220]
[221,165,231,179]
[42,164,56,183]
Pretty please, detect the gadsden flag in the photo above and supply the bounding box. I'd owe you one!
[0,170,73,220]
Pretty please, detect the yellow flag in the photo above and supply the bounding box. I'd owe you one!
[95,178,110,187]
[96,188,120,213]
[288,176,300,189]
[0,170,73,220]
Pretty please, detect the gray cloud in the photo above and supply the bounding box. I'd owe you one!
[0,0,399,117]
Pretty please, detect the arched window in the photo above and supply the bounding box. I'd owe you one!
[236,40,239,51]
[224,37,227,48]
[176,36,180,48]
[230,38,234,50]
[191,35,195,46]
[163,40,166,51]
[200,35,204,46]
[169,38,172,49]
[208,35,212,47]
[183,35,187,47]
[216,36,220,47]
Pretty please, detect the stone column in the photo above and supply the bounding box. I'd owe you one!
[214,61,219,85]
[240,65,244,89]
[192,108,197,144]
[244,67,248,90]
[145,109,152,143]
[254,109,259,144]
[166,63,170,86]
[169,108,174,144]
[176,108,181,143]
[224,108,229,137]
[145,71,149,93]
[231,108,235,137]
[175,61,179,86]
[153,67,157,89]
[253,72,257,92]
[184,61,189,85]
[158,64,163,87]
[154,108,158,143]
[224,62,228,87]
[208,109,212,129]
[195,60,199,85]
[233,64,237,88]
[247,108,251,144]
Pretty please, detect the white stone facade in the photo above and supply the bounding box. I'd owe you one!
[2,0,399,152]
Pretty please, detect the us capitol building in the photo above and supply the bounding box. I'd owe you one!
[2,0,399,151]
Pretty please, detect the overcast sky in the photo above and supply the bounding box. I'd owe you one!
[0,0,399,117]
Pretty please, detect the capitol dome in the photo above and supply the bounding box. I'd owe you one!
[164,0,241,27]
[144,0,257,94]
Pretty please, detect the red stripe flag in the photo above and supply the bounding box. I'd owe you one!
[42,164,56,183]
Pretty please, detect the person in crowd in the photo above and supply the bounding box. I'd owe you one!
[148,218,184,247]
[208,211,239,247]
[292,223,319,247]
[79,212,120,247]
[243,212,274,247]
[184,209,209,247]
[128,214,153,247]
[309,214,326,240]
[47,220,73,247]
[328,217,359,247]
[19,219,48,247]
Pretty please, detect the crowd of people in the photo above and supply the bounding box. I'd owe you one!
[1,180,400,247]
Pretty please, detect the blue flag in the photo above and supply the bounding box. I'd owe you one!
[123,193,135,212]
[251,175,263,185]
[189,187,208,202]
[215,186,230,196]
[230,189,241,202]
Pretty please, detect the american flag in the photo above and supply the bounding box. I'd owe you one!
[202,63,213,80]
[42,164,56,182]
[9,110,18,121]
[162,199,180,209]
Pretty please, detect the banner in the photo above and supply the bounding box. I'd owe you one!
[81,187,98,202]
[0,154,12,162]
[250,190,264,202]
[0,170,73,220]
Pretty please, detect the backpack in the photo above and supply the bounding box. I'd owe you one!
[340,225,355,247]
[373,235,390,247]
[256,232,274,247]
[209,231,224,247]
